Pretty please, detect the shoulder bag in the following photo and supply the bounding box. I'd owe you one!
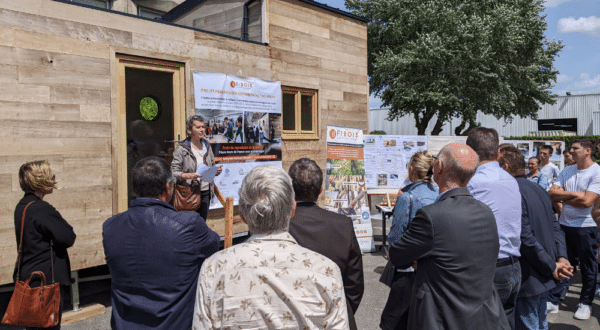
[173,181,202,211]
[2,201,61,328]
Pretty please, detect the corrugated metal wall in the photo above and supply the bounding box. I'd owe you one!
[370,93,600,136]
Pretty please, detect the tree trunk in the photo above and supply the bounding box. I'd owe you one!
[431,115,446,136]
[414,106,435,135]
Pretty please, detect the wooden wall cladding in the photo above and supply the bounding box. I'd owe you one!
[0,0,368,285]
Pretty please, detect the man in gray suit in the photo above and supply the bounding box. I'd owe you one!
[389,143,509,330]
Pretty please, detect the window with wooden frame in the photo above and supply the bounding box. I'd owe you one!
[281,87,318,139]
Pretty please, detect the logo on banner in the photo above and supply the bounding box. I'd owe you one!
[329,129,337,139]
[230,81,253,89]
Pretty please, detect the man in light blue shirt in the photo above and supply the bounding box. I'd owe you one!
[466,127,522,330]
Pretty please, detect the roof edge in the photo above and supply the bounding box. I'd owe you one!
[163,0,368,23]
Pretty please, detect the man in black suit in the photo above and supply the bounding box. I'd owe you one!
[497,144,572,329]
[288,158,364,330]
[389,143,509,330]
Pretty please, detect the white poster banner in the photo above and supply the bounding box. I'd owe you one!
[324,125,374,252]
[364,135,428,189]
[193,72,282,209]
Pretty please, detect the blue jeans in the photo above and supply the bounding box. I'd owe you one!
[495,261,522,330]
[515,292,548,330]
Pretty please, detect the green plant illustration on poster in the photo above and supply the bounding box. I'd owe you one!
[328,159,365,176]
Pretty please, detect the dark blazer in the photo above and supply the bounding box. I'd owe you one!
[516,176,568,297]
[289,202,364,312]
[13,193,76,286]
[103,198,220,330]
[389,187,509,330]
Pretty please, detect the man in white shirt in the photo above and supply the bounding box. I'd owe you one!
[549,139,600,320]
[193,165,349,330]
[539,145,560,190]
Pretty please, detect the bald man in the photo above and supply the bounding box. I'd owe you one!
[389,143,510,330]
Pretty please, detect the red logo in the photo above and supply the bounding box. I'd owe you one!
[329,129,337,139]
[230,81,235,88]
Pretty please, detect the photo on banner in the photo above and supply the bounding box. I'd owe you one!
[193,71,282,208]
[324,125,374,252]
[505,139,565,171]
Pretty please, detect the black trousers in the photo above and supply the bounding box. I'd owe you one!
[380,271,415,330]
[553,225,600,305]
[197,189,211,221]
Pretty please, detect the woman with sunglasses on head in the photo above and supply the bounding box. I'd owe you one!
[13,160,76,329]
[380,151,438,330]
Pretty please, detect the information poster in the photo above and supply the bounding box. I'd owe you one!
[324,125,374,252]
[193,71,282,208]
[504,140,565,170]
[363,135,427,189]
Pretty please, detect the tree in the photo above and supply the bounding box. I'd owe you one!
[346,0,563,135]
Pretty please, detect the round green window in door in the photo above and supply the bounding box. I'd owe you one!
[140,96,159,121]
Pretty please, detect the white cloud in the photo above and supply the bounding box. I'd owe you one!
[544,0,571,8]
[553,73,600,95]
[556,74,573,83]
[557,16,600,36]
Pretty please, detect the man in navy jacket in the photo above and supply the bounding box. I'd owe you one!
[498,144,572,329]
[103,157,219,330]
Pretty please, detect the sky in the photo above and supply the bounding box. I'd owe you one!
[319,0,600,108]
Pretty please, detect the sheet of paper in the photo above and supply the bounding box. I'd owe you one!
[196,164,218,184]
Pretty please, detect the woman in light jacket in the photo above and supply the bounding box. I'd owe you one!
[171,115,222,221]
[380,151,438,330]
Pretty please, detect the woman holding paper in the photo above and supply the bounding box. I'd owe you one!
[172,115,223,220]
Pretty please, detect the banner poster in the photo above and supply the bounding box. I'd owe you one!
[363,135,428,189]
[193,71,282,208]
[504,140,565,171]
[324,125,374,252]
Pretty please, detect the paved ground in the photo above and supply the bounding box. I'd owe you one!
[1,214,599,329]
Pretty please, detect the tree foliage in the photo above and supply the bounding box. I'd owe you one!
[346,0,563,135]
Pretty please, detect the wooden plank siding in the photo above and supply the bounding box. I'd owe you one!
[0,0,368,285]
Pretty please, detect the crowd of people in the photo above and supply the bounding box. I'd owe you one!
[10,121,600,330]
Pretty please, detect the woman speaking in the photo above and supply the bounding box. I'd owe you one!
[171,115,222,220]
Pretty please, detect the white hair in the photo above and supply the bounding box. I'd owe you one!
[238,165,295,234]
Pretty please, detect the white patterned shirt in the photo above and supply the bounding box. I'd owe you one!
[193,231,349,330]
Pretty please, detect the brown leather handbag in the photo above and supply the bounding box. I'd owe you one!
[173,181,202,211]
[2,201,61,328]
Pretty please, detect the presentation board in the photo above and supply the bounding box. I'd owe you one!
[193,71,282,209]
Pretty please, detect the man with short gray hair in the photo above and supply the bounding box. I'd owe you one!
[193,165,349,329]
[103,156,219,330]
[389,143,509,330]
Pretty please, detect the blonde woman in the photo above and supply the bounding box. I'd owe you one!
[14,160,76,330]
[380,151,438,330]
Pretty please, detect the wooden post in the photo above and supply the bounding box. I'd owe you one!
[224,197,234,249]
[214,186,234,249]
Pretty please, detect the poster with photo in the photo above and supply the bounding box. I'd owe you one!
[505,140,565,171]
[193,71,282,208]
[324,125,374,252]
[363,135,428,189]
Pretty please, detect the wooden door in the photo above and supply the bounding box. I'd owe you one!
[115,55,185,212]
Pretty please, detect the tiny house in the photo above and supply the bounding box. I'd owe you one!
[0,0,369,285]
